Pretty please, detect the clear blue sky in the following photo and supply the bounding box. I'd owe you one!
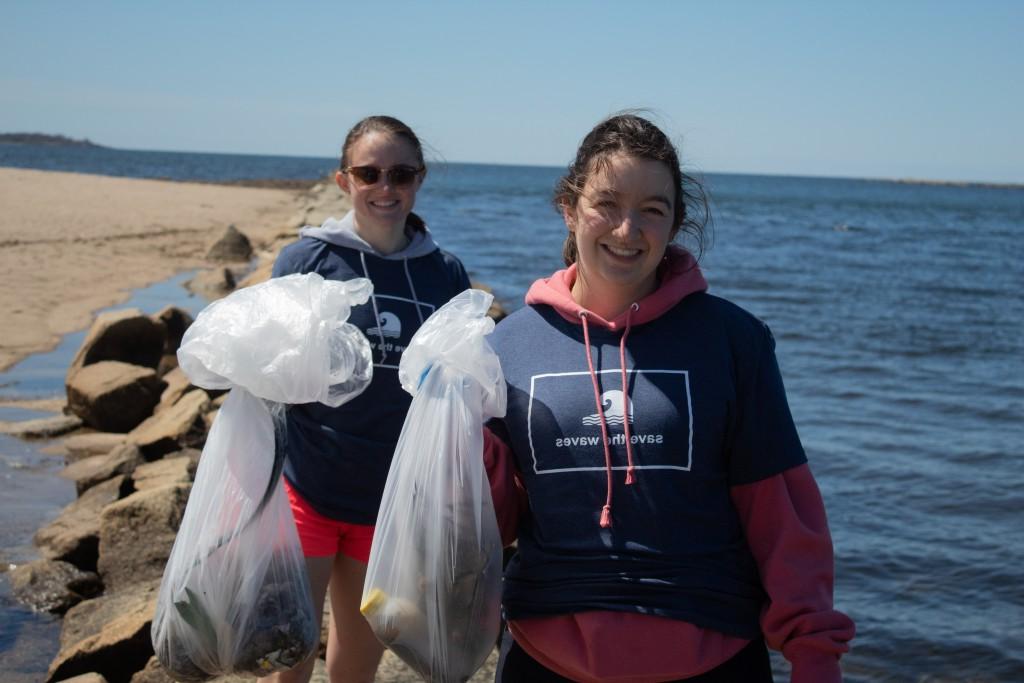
[2,1,1021,183]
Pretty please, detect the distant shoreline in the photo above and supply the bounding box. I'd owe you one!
[886,177,1024,191]
[1,137,1021,189]
[0,133,104,148]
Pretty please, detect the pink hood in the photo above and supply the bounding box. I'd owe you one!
[525,246,708,329]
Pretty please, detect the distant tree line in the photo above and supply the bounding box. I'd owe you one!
[0,133,103,147]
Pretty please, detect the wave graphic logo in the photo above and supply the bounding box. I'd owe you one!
[582,389,634,426]
[367,311,401,339]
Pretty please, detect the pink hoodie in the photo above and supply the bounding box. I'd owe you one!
[483,247,855,682]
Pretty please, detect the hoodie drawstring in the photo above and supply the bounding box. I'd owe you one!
[359,252,389,365]
[402,258,425,325]
[620,303,638,485]
[580,305,638,529]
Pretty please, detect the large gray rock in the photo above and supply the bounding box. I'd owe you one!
[9,558,102,614]
[61,444,143,495]
[36,475,129,572]
[130,655,255,682]
[205,224,253,262]
[66,361,166,433]
[56,675,110,683]
[67,308,167,381]
[132,452,195,491]
[0,413,82,439]
[64,432,129,463]
[151,306,193,356]
[97,484,190,593]
[152,367,193,415]
[49,580,160,683]
[152,306,194,377]
[185,267,236,300]
[129,389,209,459]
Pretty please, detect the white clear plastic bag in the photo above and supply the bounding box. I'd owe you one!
[362,289,506,683]
[152,273,374,681]
[176,273,373,406]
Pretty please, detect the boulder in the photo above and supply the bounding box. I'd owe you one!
[56,675,110,683]
[48,580,160,683]
[203,407,219,432]
[129,389,209,459]
[155,353,179,377]
[205,224,253,262]
[236,257,274,289]
[97,484,190,593]
[36,475,129,572]
[66,362,166,433]
[128,657,175,683]
[152,367,193,415]
[9,558,102,614]
[131,452,195,491]
[64,432,129,463]
[67,308,167,380]
[151,306,193,356]
[186,267,236,300]
[61,444,143,495]
[130,656,255,682]
[0,413,82,439]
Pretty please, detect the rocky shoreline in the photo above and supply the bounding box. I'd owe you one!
[2,181,501,682]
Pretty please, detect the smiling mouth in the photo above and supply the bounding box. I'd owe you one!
[370,200,400,209]
[602,244,641,258]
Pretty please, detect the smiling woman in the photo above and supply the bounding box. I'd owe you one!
[481,114,855,683]
[265,115,471,683]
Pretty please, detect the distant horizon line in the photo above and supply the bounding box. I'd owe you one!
[2,133,1021,190]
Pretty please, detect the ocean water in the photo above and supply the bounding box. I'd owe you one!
[1,145,1022,682]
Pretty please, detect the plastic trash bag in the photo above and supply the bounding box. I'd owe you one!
[361,289,506,683]
[152,273,374,681]
[176,273,374,407]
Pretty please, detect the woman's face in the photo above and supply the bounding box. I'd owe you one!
[335,131,423,237]
[567,153,676,309]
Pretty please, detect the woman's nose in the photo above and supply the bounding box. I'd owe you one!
[614,210,641,237]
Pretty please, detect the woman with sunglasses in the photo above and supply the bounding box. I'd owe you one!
[263,115,470,683]
[482,114,854,682]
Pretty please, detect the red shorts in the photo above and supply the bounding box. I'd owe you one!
[284,479,375,562]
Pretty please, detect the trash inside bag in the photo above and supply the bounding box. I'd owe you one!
[152,273,374,681]
[362,289,506,683]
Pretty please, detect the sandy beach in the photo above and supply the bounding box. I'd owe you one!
[0,167,305,372]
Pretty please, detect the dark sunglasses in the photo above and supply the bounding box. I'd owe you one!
[342,164,424,187]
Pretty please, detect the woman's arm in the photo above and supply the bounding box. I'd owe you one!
[483,424,526,546]
[731,464,856,683]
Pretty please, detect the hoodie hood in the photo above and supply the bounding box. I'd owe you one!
[525,245,708,329]
[299,210,440,260]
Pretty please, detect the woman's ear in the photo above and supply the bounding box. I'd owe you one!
[562,204,576,232]
[335,170,350,194]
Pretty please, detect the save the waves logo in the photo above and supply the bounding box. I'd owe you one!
[582,389,633,426]
[555,389,663,448]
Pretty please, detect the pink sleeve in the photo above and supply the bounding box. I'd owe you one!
[731,464,856,683]
[483,425,526,546]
